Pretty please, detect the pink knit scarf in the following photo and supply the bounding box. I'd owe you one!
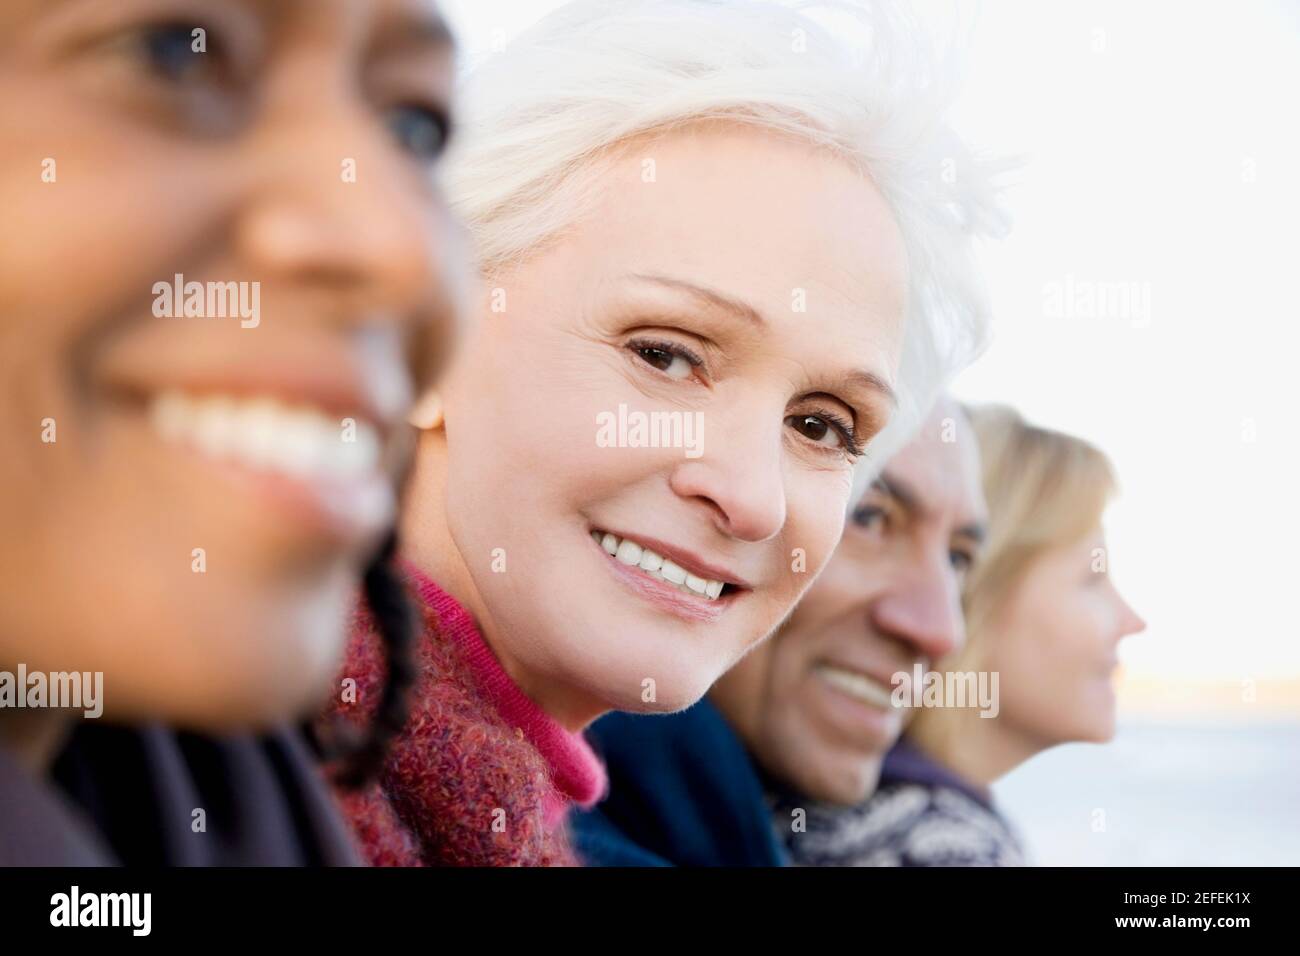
[401,561,607,823]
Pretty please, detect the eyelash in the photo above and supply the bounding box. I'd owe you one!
[797,408,864,458]
[626,336,864,458]
[627,337,705,375]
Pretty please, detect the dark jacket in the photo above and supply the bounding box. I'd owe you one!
[572,700,787,866]
[1,723,360,866]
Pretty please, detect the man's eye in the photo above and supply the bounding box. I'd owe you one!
[950,549,974,573]
[387,104,450,162]
[851,505,887,531]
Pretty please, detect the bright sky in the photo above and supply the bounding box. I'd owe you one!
[439,0,1300,685]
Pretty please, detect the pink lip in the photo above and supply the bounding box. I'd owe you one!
[592,534,739,623]
[594,528,752,588]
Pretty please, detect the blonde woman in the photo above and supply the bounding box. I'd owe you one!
[825,405,1146,866]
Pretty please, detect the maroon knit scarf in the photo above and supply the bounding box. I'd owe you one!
[328,591,581,866]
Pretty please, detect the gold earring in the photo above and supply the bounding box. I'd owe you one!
[408,390,444,430]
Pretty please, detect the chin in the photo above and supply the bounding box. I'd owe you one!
[1089,715,1119,743]
[1066,707,1117,745]
[785,757,877,806]
[583,652,721,716]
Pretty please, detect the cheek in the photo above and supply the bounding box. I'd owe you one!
[783,478,853,596]
[988,600,1065,718]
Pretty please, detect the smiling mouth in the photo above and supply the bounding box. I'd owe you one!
[589,529,740,602]
[815,664,898,710]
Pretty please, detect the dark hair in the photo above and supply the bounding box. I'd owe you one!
[308,532,417,789]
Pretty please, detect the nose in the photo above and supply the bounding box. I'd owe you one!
[231,90,458,346]
[668,413,787,542]
[1116,590,1147,640]
[868,552,966,663]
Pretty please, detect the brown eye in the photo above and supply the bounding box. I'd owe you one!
[637,346,674,370]
[630,342,696,380]
[786,413,843,449]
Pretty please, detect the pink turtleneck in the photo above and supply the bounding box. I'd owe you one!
[401,561,606,824]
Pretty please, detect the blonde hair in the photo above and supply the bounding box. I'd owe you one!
[443,0,1008,496]
[910,404,1116,750]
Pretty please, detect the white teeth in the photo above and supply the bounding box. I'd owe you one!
[151,390,190,441]
[659,559,687,585]
[147,391,382,482]
[817,666,897,710]
[193,396,239,458]
[592,530,729,601]
[615,539,643,565]
[239,398,282,469]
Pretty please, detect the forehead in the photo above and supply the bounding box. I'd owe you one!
[880,407,985,524]
[575,123,909,372]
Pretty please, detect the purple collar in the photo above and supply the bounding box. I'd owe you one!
[880,735,995,809]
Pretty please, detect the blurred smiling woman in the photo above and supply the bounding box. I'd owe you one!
[334,0,1005,865]
[0,0,462,864]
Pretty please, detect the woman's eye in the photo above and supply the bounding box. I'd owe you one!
[387,104,450,161]
[950,549,974,573]
[786,413,846,449]
[137,24,214,84]
[633,345,695,380]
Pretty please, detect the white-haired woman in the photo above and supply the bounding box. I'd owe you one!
[332,0,1005,865]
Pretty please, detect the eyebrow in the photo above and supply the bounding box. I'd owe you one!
[872,472,987,543]
[630,273,766,327]
[629,272,899,408]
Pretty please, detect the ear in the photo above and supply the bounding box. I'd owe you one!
[408,389,444,431]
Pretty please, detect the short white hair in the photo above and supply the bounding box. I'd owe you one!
[444,0,1008,501]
